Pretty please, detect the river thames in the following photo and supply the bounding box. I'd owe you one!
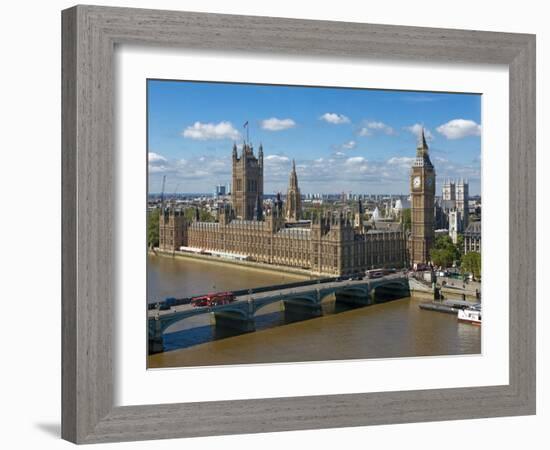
[147,254,481,368]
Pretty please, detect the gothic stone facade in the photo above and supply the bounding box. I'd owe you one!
[441,178,470,233]
[160,208,406,277]
[159,141,407,277]
[284,159,302,222]
[464,220,481,254]
[158,208,187,252]
[232,142,263,220]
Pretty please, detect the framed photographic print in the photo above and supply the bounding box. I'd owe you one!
[62,5,536,444]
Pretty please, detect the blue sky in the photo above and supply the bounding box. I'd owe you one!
[148,80,481,195]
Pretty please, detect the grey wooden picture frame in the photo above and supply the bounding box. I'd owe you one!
[62,4,536,444]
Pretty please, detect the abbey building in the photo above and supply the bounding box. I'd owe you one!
[159,142,409,277]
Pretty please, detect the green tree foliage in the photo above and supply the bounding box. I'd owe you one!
[430,248,454,268]
[184,207,215,223]
[462,252,481,280]
[200,209,215,222]
[401,208,411,232]
[455,234,465,255]
[430,235,461,268]
[184,208,196,222]
[303,205,326,221]
[147,209,160,248]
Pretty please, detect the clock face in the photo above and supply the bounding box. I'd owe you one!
[413,176,421,188]
[426,177,433,187]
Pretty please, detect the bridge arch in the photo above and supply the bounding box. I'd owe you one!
[253,298,285,316]
[153,308,214,336]
[334,285,370,297]
[370,279,410,302]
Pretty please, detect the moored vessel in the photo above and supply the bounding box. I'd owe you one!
[457,304,481,325]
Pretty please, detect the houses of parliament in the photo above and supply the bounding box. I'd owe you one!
[158,135,436,276]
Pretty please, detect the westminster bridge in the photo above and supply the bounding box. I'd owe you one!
[148,274,410,353]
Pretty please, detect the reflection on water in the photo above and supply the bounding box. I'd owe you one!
[161,296,360,352]
[147,254,481,368]
[147,253,309,302]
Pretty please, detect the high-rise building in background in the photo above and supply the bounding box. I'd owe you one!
[214,184,226,197]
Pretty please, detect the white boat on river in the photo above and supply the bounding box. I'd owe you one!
[457,303,482,325]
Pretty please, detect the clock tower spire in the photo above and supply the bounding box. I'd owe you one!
[410,128,435,265]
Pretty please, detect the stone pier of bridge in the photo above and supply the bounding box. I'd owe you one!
[148,275,410,354]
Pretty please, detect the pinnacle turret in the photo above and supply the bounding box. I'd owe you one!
[284,159,302,221]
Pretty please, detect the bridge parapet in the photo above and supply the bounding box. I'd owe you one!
[148,275,409,354]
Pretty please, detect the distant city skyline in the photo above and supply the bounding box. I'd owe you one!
[148,80,482,195]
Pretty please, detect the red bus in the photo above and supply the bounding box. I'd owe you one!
[191,292,236,308]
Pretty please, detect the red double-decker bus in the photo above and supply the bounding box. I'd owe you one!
[191,292,236,308]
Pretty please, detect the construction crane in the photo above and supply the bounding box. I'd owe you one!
[172,183,180,204]
[160,175,166,209]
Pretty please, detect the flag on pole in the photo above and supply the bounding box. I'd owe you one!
[243,121,249,144]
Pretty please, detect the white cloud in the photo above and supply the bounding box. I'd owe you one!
[359,121,395,136]
[261,117,296,131]
[320,112,350,124]
[436,119,481,140]
[405,123,434,141]
[334,140,357,151]
[345,156,366,165]
[388,156,415,166]
[182,121,240,140]
[147,149,479,196]
[148,152,167,164]
[264,154,290,164]
[148,166,167,174]
[148,152,171,173]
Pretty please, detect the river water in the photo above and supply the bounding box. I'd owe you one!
[147,254,481,368]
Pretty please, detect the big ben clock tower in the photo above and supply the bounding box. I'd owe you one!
[410,129,436,265]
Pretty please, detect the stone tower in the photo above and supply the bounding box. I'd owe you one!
[410,129,436,265]
[231,142,263,220]
[354,198,365,230]
[284,159,302,222]
[442,179,456,201]
[456,178,469,228]
[158,207,187,251]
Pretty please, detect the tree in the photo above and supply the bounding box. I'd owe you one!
[184,207,215,223]
[401,208,411,232]
[200,209,215,222]
[430,247,455,268]
[462,252,481,280]
[430,235,461,268]
[455,234,465,256]
[147,209,160,248]
[184,208,196,222]
[303,205,326,221]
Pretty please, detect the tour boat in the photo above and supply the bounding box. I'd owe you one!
[457,304,482,325]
